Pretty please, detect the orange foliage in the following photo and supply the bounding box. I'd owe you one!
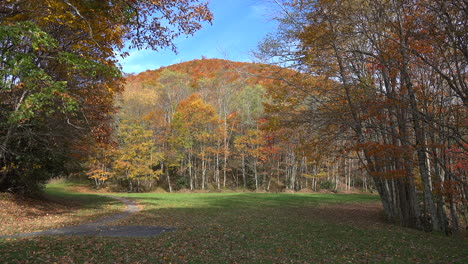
[126,58,293,92]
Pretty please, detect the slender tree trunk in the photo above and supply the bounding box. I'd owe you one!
[201,151,206,190]
[189,152,193,190]
[364,175,367,192]
[448,167,460,232]
[267,172,272,191]
[429,129,448,233]
[291,160,297,191]
[242,155,246,188]
[223,119,229,188]
[166,169,172,193]
[216,148,220,189]
[334,163,339,192]
[277,159,281,185]
[254,158,258,190]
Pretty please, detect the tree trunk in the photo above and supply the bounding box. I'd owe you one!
[166,169,172,193]
[216,149,220,189]
[223,119,229,188]
[254,158,258,190]
[242,155,246,188]
[394,0,442,231]
[189,152,193,190]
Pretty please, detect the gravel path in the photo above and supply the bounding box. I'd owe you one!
[0,195,175,238]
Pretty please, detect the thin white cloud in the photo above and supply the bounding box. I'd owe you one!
[119,49,162,73]
[250,4,268,18]
[121,61,160,74]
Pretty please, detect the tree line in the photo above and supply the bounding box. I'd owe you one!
[87,61,371,194]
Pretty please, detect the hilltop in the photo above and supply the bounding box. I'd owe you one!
[125,58,290,91]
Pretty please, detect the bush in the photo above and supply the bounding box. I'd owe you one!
[175,176,189,190]
[319,180,335,190]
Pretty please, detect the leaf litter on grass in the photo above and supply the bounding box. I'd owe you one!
[1,191,467,263]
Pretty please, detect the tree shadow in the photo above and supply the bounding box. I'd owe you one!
[2,193,466,264]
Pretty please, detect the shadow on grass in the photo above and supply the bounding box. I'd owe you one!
[109,192,386,230]
[1,192,467,264]
[45,184,117,206]
[0,184,125,237]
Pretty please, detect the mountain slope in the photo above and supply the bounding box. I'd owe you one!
[125,58,290,92]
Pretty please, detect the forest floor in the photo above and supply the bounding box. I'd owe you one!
[0,194,173,239]
[0,183,124,236]
[0,182,467,263]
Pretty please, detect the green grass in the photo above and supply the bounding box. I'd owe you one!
[45,181,115,205]
[1,184,467,263]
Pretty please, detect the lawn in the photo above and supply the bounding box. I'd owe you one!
[1,184,467,263]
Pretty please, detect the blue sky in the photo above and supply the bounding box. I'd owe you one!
[119,0,277,74]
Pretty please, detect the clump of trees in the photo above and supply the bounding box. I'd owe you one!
[254,0,466,233]
[0,0,212,194]
[87,59,374,194]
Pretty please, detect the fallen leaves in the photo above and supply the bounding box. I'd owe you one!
[1,190,467,263]
[0,185,123,236]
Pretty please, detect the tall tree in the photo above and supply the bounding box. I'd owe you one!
[174,94,220,190]
[113,120,162,192]
[0,0,212,193]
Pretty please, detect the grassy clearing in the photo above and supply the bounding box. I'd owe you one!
[0,182,123,236]
[1,185,467,263]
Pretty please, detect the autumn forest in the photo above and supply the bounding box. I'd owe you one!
[1,0,467,241]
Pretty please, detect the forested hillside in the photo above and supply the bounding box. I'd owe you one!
[87,58,365,193]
